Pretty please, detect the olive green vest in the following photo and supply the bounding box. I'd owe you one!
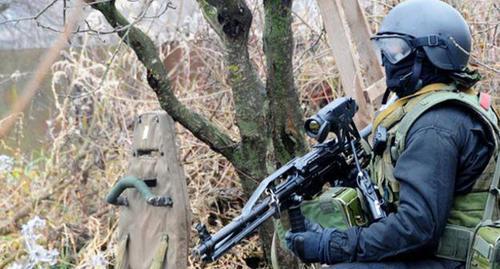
[370,83,500,262]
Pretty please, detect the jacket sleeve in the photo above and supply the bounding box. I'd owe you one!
[322,106,493,263]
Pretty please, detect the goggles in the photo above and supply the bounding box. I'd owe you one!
[371,34,445,65]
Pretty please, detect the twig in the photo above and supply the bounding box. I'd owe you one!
[0,1,83,139]
[0,250,26,269]
[449,36,499,73]
[0,179,75,236]
[0,0,59,26]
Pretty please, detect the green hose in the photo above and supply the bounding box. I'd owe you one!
[106,176,173,207]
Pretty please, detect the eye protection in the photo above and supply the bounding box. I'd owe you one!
[371,34,447,65]
[371,35,414,65]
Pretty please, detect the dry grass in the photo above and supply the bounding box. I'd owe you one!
[0,0,498,268]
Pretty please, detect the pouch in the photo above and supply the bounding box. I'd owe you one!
[469,224,500,269]
[274,187,368,247]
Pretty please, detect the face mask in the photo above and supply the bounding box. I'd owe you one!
[383,53,419,98]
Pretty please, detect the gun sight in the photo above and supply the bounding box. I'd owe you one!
[304,97,358,143]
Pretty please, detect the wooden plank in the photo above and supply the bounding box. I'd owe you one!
[317,0,389,125]
[317,0,372,126]
[339,0,384,86]
[363,78,386,110]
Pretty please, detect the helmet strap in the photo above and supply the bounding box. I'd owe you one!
[406,50,425,91]
[381,88,391,105]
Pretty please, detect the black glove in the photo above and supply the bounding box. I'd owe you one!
[285,219,336,264]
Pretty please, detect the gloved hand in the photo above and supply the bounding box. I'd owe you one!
[285,219,335,263]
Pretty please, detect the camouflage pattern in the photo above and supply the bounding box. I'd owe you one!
[469,224,500,268]
[370,83,499,265]
[274,187,367,248]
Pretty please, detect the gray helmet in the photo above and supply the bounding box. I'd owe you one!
[376,0,471,71]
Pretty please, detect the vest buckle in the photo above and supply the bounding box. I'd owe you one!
[372,126,388,155]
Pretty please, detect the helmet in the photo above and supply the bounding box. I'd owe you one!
[372,0,472,71]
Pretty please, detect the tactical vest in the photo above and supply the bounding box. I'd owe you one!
[370,83,500,265]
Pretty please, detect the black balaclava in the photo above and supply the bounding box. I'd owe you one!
[382,49,452,99]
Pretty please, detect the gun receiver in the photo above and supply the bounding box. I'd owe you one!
[194,97,385,262]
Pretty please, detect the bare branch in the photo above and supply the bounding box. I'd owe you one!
[0,1,83,139]
[85,0,239,161]
[141,1,175,19]
[0,0,59,26]
[0,0,174,37]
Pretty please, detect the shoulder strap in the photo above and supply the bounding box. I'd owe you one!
[372,83,452,131]
[395,90,499,152]
[484,154,500,221]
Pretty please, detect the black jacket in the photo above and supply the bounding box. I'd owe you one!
[326,103,495,269]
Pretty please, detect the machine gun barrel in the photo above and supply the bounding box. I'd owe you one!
[194,196,274,261]
[195,172,307,261]
[194,97,384,262]
[194,139,348,261]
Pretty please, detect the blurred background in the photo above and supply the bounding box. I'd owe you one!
[0,0,497,268]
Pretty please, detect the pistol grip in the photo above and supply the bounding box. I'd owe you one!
[288,205,306,233]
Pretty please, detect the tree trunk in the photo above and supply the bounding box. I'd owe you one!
[263,1,307,267]
[264,0,308,165]
[87,0,308,267]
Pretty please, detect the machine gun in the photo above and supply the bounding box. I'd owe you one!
[194,97,386,262]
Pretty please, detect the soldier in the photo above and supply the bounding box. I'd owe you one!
[285,0,499,268]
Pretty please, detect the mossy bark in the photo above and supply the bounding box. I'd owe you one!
[196,0,269,200]
[263,1,306,267]
[198,1,281,264]
[264,0,307,166]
